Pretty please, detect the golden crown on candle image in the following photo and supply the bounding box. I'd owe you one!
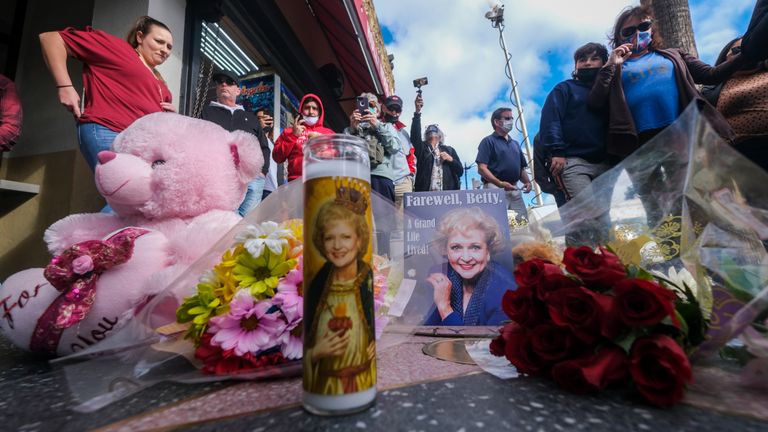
[334,177,368,215]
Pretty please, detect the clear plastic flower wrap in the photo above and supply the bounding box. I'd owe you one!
[511,102,768,388]
[51,179,409,412]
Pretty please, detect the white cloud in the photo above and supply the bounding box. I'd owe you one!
[377,0,634,165]
[690,0,754,64]
[378,0,750,164]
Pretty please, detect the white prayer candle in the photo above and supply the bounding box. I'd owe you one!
[302,134,377,415]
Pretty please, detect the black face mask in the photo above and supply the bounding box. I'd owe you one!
[574,67,601,83]
[384,113,399,123]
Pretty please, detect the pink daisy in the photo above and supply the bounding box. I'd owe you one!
[271,257,303,359]
[208,290,285,357]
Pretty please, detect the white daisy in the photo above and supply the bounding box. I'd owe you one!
[235,222,295,257]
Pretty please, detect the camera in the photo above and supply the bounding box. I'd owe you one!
[413,77,428,95]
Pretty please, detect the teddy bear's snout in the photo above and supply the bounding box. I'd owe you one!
[97,151,117,165]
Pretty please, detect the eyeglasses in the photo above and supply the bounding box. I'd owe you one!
[620,21,653,38]
[730,46,742,55]
[215,77,237,86]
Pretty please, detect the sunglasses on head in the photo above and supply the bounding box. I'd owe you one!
[620,21,653,38]
[215,77,237,86]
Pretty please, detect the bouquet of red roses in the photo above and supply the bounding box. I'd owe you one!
[490,246,707,407]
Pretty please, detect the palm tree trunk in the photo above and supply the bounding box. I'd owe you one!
[642,0,699,57]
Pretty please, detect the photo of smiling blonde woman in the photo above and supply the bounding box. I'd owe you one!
[304,200,376,395]
[423,207,517,326]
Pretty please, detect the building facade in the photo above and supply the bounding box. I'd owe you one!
[0,0,395,278]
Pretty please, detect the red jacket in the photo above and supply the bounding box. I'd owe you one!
[272,93,334,181]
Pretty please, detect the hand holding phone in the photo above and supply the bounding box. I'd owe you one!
[292,115,306,137]
[356,96,369,115]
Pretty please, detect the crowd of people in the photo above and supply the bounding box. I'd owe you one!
[0,4,762,233]
[536,3,767,218]
[0,3,762,334]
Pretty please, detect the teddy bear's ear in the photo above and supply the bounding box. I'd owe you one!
[228,130,263,184]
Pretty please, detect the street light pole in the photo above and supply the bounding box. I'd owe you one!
[485,4,543,207]
[463,162,477,190]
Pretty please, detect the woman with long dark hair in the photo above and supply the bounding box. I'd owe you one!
[589,5,744,160]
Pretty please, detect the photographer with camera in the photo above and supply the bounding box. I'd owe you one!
[410,94,463,192]
[345,92,400,256]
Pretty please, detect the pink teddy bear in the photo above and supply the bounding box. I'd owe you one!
[0,113,263,356]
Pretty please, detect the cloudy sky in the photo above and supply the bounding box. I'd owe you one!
[376,0,755,202]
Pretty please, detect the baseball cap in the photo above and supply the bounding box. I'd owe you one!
[212,70,239,85]
[384,95,403,111]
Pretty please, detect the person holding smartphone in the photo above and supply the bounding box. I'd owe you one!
[588,5,746,228]
[589,5,745,160]
[345,92,400,256]
[273,93,334,182]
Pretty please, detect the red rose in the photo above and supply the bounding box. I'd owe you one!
[501,285,548,326]
[490,322,517,357]
[514,258,563,290]
[629,335,692,406]
[536,273,582,300]
[563,246,626,290]
[613,278,677,327]
[551,346,628,394]
[529,323,585,363]
[547,286,616,343]
[501,322,547,375]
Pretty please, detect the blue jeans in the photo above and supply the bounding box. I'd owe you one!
[238,176,265,217]
[77,123,119,172]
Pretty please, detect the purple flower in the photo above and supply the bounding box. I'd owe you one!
[273,257,303,324]
[208,290,285,356]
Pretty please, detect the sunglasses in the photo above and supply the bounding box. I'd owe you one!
[620,21,653,38]
[215,77,237,86]
[730,46,742,55]
[386,105,402,113]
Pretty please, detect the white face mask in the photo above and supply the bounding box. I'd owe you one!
[303,115,319,126]
[501,119,514,133]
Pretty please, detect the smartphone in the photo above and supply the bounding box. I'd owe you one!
[356,96,368,114]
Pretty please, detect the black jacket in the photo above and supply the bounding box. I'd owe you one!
[201,104,270,174]
[410,113,463,191]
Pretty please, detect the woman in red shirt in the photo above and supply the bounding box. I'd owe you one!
[39,16,175,171]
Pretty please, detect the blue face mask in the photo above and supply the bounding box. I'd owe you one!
[368,107,377,115]
[624,30,652,53]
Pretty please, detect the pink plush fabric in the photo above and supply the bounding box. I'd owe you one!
[1,113,263,356]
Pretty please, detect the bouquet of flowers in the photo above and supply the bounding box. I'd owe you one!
[174,220,393,375]
[490,246,707,406]
[175,221,303,375]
